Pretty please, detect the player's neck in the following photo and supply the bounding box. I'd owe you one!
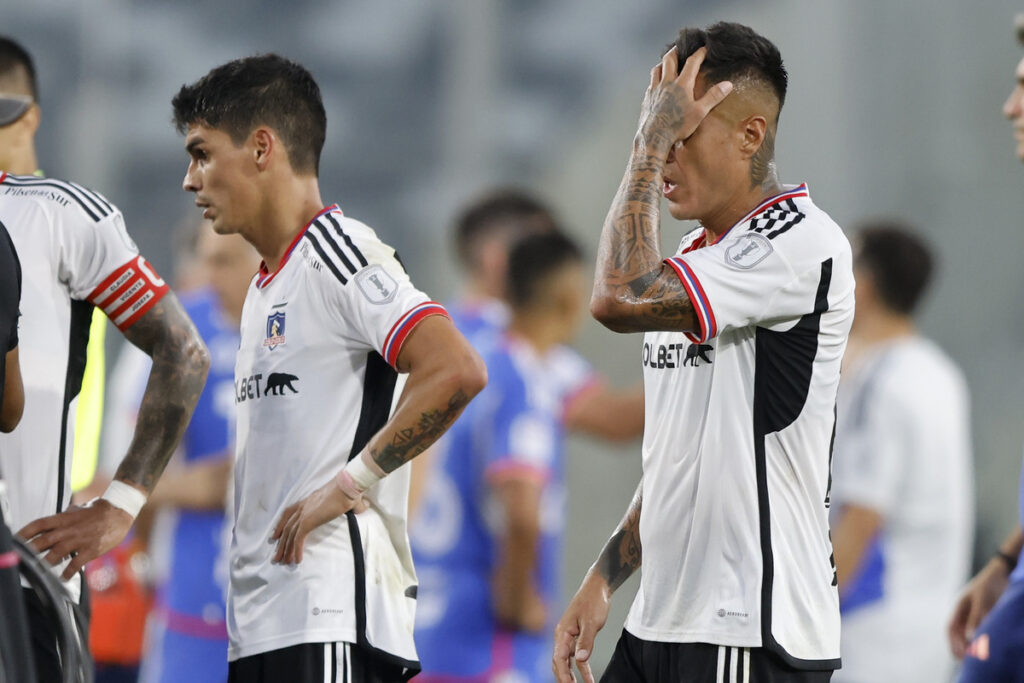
[700,175,783,241]
[0,145,37,176]
[851,310,916,347]
[254,176,324,273]
[508,312,567,353]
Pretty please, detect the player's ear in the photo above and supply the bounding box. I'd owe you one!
[251,127,274,171]
[22,102,40,137]
[738,115,768,160]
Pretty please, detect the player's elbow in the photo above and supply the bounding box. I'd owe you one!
[0,403,22,433]
[452,346,488,401]
[590,295,637,333]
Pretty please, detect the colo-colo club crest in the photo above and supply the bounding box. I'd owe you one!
[265,311,287,350]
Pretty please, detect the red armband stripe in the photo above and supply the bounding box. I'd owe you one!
[382,301,449,368]
[88,255,170,332]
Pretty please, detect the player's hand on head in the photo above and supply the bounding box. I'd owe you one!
[552,575,612,683]
[270,477,369,565]
[17,500,134,581]
[638,46,733,154]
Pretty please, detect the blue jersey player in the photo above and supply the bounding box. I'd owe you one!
[138,229,259,683]
[412,232,587,681]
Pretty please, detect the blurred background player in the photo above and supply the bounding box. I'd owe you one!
[447,190,643,442]
[0,34,210,683]
[0,217,34,682]
[412,231,586,682]
[831,223,972,683]
[948,14,1024,683]
[125,224,258,683]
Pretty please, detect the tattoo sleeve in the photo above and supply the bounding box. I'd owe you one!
[370,388,470,473]
[594,480,643,593]
[114,293,210,492]
[591,142,698,334]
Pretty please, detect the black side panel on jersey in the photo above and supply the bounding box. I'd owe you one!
[56,301,94,513]
[344,352,419,678]
[753,258,840,671]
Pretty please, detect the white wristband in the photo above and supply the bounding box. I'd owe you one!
[101,481,148,518]
[343,452,385,493]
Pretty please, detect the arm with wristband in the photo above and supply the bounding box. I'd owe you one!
[271,313,486,564]
[948,525,1023,658]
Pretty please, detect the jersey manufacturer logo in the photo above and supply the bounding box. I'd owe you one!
[643,342,714,369]
[356,264,398,305]
[725,232,772,269]
[235,372,299,402]
[264,310,286,349]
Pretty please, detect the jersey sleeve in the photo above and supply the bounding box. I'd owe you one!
[0,222,21,351]
[483,367,558,484]
[833,382,908,515]
[57,205,169,332]
[318,216,448,369]
[665,229,828,343]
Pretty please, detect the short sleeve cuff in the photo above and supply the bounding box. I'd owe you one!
[381,301,449,368]
[664,257,717,343]
[484,460,551,485]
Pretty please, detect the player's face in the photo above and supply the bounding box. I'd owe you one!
[182,124,260,236]
[1004,56,1024,161]
[661,79,743,222]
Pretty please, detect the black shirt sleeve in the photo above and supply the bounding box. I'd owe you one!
[0,219,22,353]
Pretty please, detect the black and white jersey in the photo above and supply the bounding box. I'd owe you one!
[0,172,168,597]
[229,205,446,671]
[626,185,853,669]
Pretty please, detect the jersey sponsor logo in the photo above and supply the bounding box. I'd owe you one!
[234,372,299,402]
[355,264,398,305]
[264,311,286,349]
[642,342,714,369]
[716,608,749,619]
[725,232,772,269]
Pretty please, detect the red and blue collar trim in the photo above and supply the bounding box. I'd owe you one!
[256,204,340,289]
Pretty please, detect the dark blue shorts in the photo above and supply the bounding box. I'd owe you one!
[958,579,1024,682]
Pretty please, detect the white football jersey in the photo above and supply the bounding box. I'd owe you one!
[624,185,853,670]
[228,205,446,669]
[831,337,972,683]
[0,172,168,599]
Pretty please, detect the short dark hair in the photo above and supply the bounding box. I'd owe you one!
[172,54,326,174]
[670,22,787,115]
[0,36,38,101]
[453,189,559,270]
[506,231,583,309]
[854,222,935,316]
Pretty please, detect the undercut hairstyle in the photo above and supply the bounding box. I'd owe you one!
[854,222,935,316]
[0,36,38,101]
[670,22,787,116]
[453,189,560,271]
[172,54,326,175]
[506,231,583,310]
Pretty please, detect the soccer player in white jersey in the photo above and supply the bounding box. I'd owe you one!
[831,224,972,683]
[0,35,210,683]
[553,23,854,683]
[948,15,1024,683]
[173,54,487,682]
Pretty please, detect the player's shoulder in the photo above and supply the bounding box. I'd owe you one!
[0,172,120,224]
[299,208,407,290]
[743,185,851,271]
[884,337,968,394]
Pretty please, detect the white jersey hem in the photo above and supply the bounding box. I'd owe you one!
[624,623,762,648]
[227,627,358,662]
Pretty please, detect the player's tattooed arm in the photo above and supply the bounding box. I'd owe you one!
[368,314,486,474]
[591,46,731,334]
[594,480,643,592]
[115,292,210,491]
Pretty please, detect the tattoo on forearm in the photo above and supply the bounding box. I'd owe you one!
[115,294,209,492]
[372,388,470,473]
[596,482,643,592]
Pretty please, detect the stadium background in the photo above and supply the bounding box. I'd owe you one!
[7,0,1024,673]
